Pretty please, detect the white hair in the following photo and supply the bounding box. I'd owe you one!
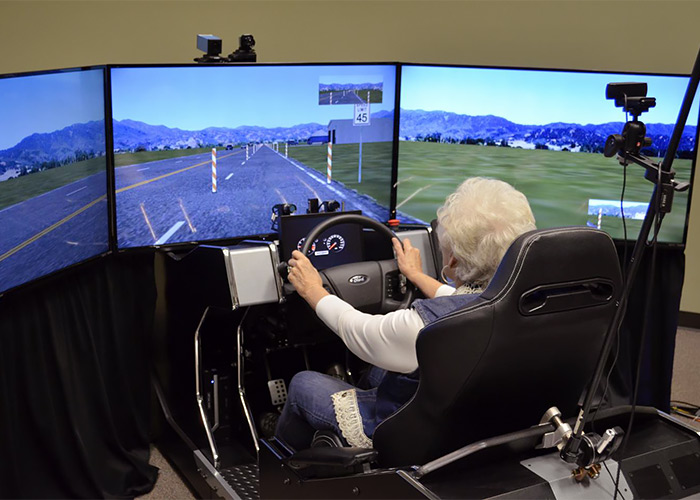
[436,177,536,287]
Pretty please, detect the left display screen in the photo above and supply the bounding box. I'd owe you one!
[110,64,397,249]
[0,68,109,295]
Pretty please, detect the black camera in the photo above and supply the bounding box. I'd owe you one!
[194,34,224,63]
[603,82,656,158]
[228,34,257,62]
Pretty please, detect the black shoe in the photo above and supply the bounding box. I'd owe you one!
[311,430,346,448]
[258,411,280,439]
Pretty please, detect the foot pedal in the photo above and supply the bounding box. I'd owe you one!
[268,379,287,405]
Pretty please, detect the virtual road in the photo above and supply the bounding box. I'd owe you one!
[0,173,109,294]
[319,90,366,105]
[0,144,391,293]
[115,145,389,248]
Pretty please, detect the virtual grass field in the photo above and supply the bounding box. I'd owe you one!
[0,156,107,210]
[287,142,394,210]
[0,148,215,210]
[396,141,693,243]
[114,147,212,168]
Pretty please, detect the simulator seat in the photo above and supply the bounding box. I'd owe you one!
[264,227,623,481]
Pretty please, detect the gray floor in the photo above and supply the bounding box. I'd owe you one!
[139,327,700,499]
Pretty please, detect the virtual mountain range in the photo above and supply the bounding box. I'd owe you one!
[1,109,695,180]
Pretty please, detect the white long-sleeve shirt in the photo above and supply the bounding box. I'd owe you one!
[315,285,455,374]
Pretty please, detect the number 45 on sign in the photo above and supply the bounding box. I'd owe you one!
[354,103,371,126]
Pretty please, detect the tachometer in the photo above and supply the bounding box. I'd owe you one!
[324,234,346,253]
[297,237,317,255]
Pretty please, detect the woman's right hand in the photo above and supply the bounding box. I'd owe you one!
[392,237,423,283]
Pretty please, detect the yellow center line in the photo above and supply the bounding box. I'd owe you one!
[116,151,241,194]
[0,195,107,263]
[1,150,242,263]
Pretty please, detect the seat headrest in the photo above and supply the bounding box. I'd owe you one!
[480,227,621,305]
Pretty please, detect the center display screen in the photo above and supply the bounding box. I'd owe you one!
[110,64,398,249]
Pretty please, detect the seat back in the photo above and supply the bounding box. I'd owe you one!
[373,227,623,467]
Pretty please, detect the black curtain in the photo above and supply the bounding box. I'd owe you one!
[609,243,685,412]
[0,252,158,499]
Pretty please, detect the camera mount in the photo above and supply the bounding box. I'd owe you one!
[603,83,656,158]
[557,48,699,475]
[228,34,257,63]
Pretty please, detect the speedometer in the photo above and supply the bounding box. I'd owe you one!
[324,234,346,253]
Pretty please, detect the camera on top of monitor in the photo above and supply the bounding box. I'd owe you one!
[194,34,225,63]
[228,34,257,63]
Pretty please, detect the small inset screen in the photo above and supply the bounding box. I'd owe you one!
[278,211,363,270]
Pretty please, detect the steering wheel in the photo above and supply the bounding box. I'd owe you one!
[297,214,415,313]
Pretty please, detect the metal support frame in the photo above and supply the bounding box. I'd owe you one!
[238,315,260,455]
[194,306,221,469]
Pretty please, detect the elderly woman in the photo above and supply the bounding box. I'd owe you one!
[276,177,536,450]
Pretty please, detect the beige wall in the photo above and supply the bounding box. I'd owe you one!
[1,0,699,312]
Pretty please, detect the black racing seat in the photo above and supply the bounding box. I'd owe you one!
[280,227,623,473]
[372,226,623,467]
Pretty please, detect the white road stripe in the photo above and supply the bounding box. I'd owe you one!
[137,167,150,171]
[155,221,185,245]
[66,186,87,197]
[225,173,234,180]
[270,148,347,200]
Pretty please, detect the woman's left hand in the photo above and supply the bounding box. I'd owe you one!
[288,250,329,309]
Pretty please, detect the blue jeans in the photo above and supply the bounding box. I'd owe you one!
[275,367,386,450]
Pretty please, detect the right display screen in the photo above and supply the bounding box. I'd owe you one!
[397,65,699,244]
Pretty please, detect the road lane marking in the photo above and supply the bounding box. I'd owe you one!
[393,176,415,188]
[295,176,320,199]
[179,199,197,233]
[396,184,433,209]
[140,203,157,241]
[155,221,186,245]
[225,173,234,180]
[271,148,347,200]
[66,186,87,197]
[0,195,106,263]
[274,188,288,203]
[137,167,150,171]
[116,151,240,194]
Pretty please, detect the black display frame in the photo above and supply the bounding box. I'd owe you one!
[1,59,697,298]
[396,62,699,247]
[0,65,113,298]
[106,61,402,252]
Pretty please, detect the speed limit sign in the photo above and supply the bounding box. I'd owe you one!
[353,103,371,126]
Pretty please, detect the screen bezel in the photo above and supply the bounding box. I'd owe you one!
[396,62,699,247]
[107,62,401,252]
[0,65,112,298]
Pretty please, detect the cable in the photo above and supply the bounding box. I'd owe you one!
[613,169,663,500]
[620,160,629,281]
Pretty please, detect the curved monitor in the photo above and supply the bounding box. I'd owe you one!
[397,64,699,245]
[109,63,398,249]
[0,67,109,295]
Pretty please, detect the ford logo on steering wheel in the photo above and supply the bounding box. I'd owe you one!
[348,274,369,284]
